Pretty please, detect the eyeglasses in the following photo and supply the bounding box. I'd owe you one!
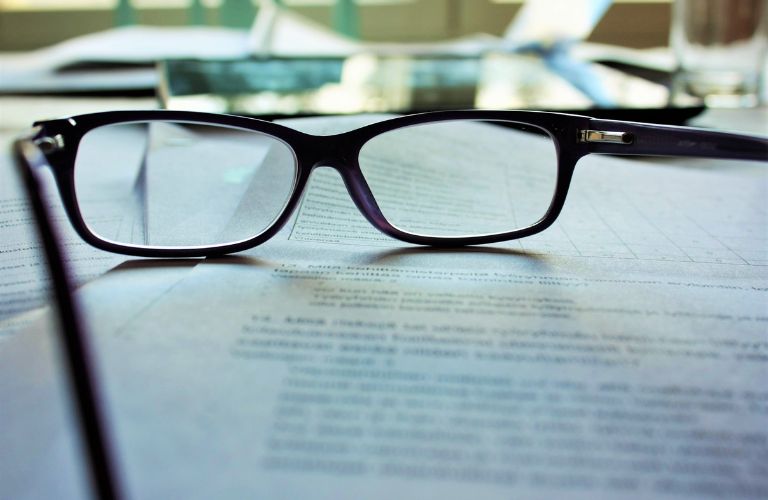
[13,109,767,257]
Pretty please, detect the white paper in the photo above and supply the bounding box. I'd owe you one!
[1,114,767,499]
[0,262,200,500]
[89,253,767,499]
[0,26,252,93]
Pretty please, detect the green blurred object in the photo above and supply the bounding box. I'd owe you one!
[220,0,257,29]
[114,0,136,26]
[109,0,357,37]
[189,0,206,26]
[333,0,359,39]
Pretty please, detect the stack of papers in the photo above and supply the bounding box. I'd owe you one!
[0,114,766,499]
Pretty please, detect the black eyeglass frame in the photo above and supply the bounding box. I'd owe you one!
[14,109,768,258]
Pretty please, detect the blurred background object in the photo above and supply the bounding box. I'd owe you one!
[4,0,759,119]
[670,0,767,108]
[0,0,679,51]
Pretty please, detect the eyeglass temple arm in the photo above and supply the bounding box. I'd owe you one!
[582,119,768,162]
[12,134,124,500]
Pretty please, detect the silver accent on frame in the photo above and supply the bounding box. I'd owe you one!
[34,134,65,154]
[578,130,633,144]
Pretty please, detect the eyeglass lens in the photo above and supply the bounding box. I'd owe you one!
[74,121,298,248]
[359,120,558,238]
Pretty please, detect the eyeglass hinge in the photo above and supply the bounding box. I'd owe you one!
[34,134,65,154]
[578,130,633,144]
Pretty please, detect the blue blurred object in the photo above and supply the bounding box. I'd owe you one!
[504,0,615,106]
[538,41,615,107]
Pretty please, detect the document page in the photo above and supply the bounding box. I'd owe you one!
[87,250,767,499]
[78,120,767,499]
[2,115,766,499]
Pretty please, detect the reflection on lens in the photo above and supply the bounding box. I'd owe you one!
[358,120,558,238]
[74,121,297,248]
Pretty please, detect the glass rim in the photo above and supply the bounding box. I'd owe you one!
[357,118,559,239]
[72,119,302,250]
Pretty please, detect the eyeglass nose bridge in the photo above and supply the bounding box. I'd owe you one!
[302,135,403,241]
